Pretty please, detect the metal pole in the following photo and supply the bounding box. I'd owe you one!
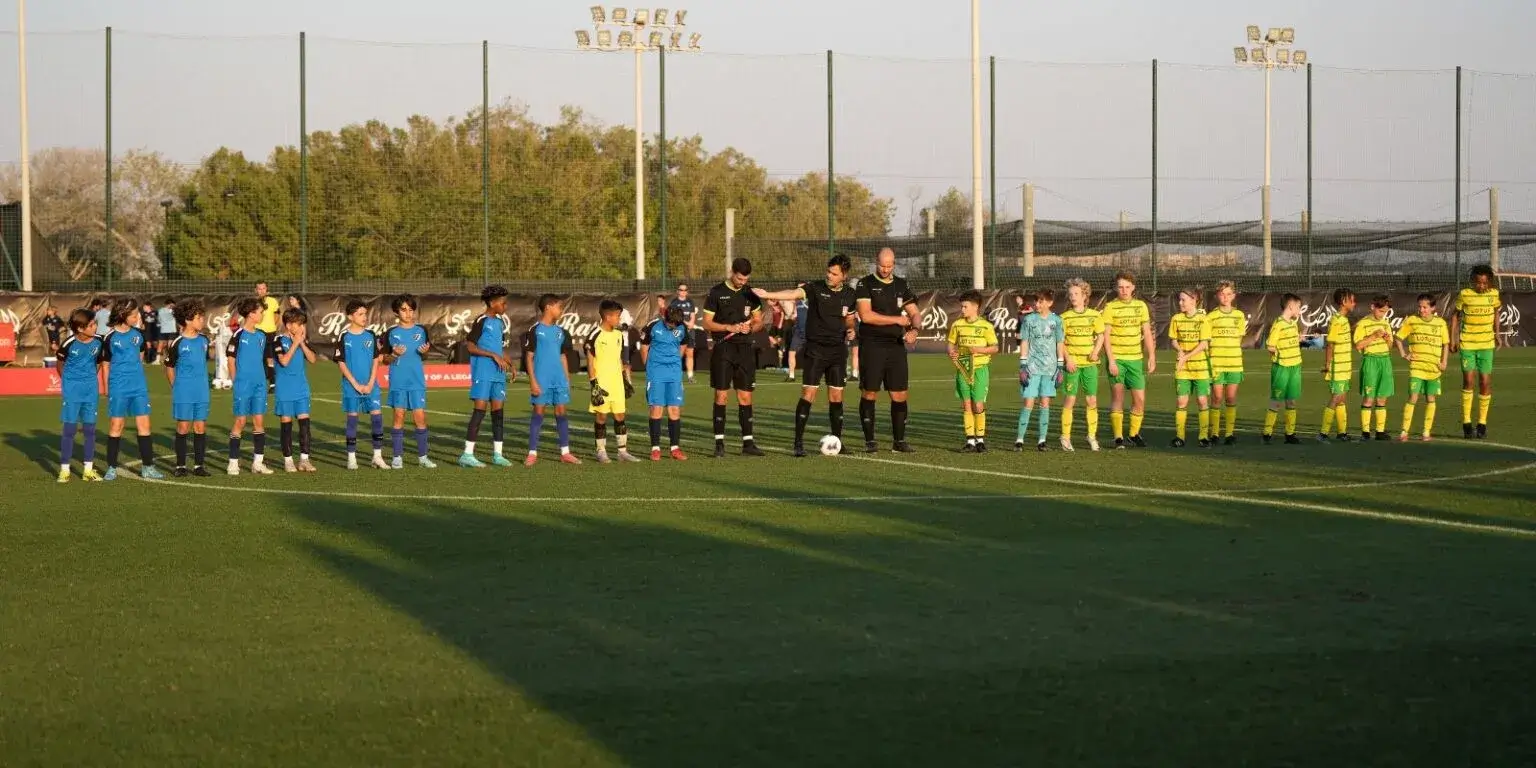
[16,0,30,291]
[1306,61,1313,289]
[1262,56,1273,278]
[826,49,835,260]
[1023,183,1035,278]
[659,45,668,285]
[482,40,490,285]
[1454,65,1462,284]
[104,26,112,291]
[926,207,936,278]
[988,54,997,282]
[1490,187,1500,272]
[634,45,646,281]
[299,31,308,292]
[969,0,985,289]
[1150,59,1159,293]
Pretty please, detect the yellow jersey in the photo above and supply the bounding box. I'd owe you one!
[1204,308,1247,376]
[1168,311,1212,381]
[1454,288,1501,351]
[584,327,630,386]
[1267,317,1302,368]
[1104,298,1151,361]
[1323,313,1353,381]
[1354,316,1393,357]
[946,317,998,368]
[1059,308,1105,367]
[256,296,281,334]
[1396,315,1448,380]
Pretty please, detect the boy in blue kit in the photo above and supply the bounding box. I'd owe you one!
[640,302,690,460]
[333,299,388,470]
[101,299,164,480]
[57,309,105,482]
[165,299,213,477]
[523,294,580,465]
[460,285,515,468]
[274,308,318,473]
[384,294,436,469]
[226,297,273,475]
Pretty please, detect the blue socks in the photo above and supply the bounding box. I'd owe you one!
[345,414,359,452]
[529,412,544,453]
[60,422,77,466]
[556,415,570,449]
[1037,407,1051,443]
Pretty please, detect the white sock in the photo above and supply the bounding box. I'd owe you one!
[300,453,309,462]
[253,454,264,465]
[560,446,570,455]
[464,441,475,454]
[373,448,383,461]
[527,450,537,457]
[492,441,503,455]
[84,461,94,471]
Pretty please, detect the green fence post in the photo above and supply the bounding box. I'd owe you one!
[1306,61,1313,289]
[827,50,835,261]
[299,31,309,292]
[1150,58,1158,295]
[104,27,112,291]
[659,45,668,285]
[482,40,491,285]
[1453,65,1462,285]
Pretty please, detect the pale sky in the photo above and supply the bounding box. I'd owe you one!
[3,0,1533,231]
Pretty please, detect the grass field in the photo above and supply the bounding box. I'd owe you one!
[4,348,1536,766]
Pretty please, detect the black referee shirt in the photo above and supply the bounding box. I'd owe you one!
[855,274,917,344]
[801,280,856,346]
[704,282,762,346]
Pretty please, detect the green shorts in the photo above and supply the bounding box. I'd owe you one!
[1061,365,1100,397]
[1269,363,1302,402]
[1460,348,1494,376]
[1212,371,1245,386]
[1327,378,1350,396]
[1110,359,1147,391]
[1359,354,1396,399]
[1409,377,1442,397]
[956,364,991,404]
[1175,378,1212,397]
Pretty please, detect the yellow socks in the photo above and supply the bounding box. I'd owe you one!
[1111,411,1124,440]
[963,410,975,437]
[1334,403,1348,434]
[1210,407,1222,438]
[1086,409,1099,438]
[1321,407,1335,434]
[1129,411,1145,438]
[1263,409,1279,436]
[1284,408,1297,435]
[1224,405,1238,437]
[1198,408,1210,440]
[975,411,987,438]
[1462,389,1475,423]
[1477,394,1491,426]
[1061,409,1074,439]
[1422,402,1437,436]
[1401,402,1416,434]
[1175,410,1188,440]
[1374,407,1388,433]
[1360,408,1372,433]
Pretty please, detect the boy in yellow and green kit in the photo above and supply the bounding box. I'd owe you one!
[1396,293,1449,441]
[1355,295,1396,441]
[948,291,1000,453]
[1263,293,1304,445]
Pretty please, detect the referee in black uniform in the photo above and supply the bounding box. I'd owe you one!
[702,258,766,457]
[755,254,858,457]
[856,247,920,453]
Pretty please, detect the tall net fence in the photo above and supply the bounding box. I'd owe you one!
[1,33,1532,295]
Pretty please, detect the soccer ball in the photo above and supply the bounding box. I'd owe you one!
[819,434,842,456]
[213,378,232,390]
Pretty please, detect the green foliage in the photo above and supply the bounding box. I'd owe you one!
[160,102,894,282]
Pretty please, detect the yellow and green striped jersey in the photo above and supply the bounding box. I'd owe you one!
[1059,308,1105,367]
[1454,287,1501,351]
[1396,315,1449,380]
[1204,308,1247,375]
[1354,316,1393,357]
[1324,313,1354,381]
[1104,298,1151,361]
[946,317,998,368]
[1168,311,1212,380]
[1267,317,1302,368]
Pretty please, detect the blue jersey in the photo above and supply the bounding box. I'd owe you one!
[467,314,507,383]
[385,325,430,392]
[226,328,271,391]
[521,322,573,387]
[1020,312,1065,376]
[274,335,311,401]
[164,334,211,405]
[58,336,103,401]
[639,319,687,384]
[333,330,382,396]
[102,327,149,397]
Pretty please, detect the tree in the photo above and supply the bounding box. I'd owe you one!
[926,186,992,237]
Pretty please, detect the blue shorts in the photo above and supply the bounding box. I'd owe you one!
[341,390,382,414]
[108,393,152,419]
[1020,371,1058,399]
[172,401,211,423]
[531,384,570,407]
[60,399,99,425]
[233,393,268,417]
[275,397,312,418]
[469,379,506,403]
[646,380,684,408]
[388,389,427,410]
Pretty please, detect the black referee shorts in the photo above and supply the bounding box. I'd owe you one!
[710,342,757,392]
[801,341,848,389]
[858,341,909,393]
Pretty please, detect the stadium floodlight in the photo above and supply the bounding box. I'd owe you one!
[618,30,634,48]
[1251,47,1266,63]
[1231,24,1308,279]
[590,5,606,23]
[1293,50,1308,66]
[648,31,663,49]
[1266,27,1281,43]
[688,32,701,50]
[1247,25,1261,42]
[576,30,592,48]
[654,8,669,26]
[596,29,613,48]
[670,31,683,50]
[1275,49,1290,65]
[674,9,687,26]
[611,6,628,23]
[633,8,649,26]
[1233,46,1248,63]
[1280,27,1295,44]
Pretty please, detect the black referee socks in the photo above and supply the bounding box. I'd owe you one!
[794,398,813,442]
[859,399,877,442]
[829,401,845,438]
[739,405,755,440]
[712,403,727,441]
[892,401,909,443]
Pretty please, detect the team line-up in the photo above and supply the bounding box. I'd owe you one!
[47,250,1506,481]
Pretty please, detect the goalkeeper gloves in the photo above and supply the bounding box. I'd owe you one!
[624,379,635,400]
[589,381,608,407]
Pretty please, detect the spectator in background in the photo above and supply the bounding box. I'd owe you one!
[285,295,307,314]
[91,298,111,338]
[140,302,160,364]
[255,281,281,390]
[42,307,66,367]
[157,300,178,364]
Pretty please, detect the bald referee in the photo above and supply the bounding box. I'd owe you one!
[856,248,920,453]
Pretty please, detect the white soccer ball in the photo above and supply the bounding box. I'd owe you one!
[819,434,842,456]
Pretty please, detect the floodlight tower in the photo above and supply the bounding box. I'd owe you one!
[1233,26,1306,277]
[577,7,701,281]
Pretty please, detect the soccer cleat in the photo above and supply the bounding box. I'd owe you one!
[1222,435,1236,446]
[57,467,71,484]
[1036,441,1047,452]
[391,456,404,470]
[793,443,808,458]
[864,441,879,454]
[1130,434,1147,448]
[298,459,318,473]
[251,461,274,475]
[490,453,514,468]
[741,442,765,457]
[346,454,359,470]
[192,466,211,477]
[173,467,189,478]
[714,441,727,459]
[1476,423,1488,439]
[102,467,118,481]
[1315,433,1330,443]
[1420,433,1433,442]
[961,441,977,453]
[651,447,663,461]
[1335,433,1354,443]
[524,453,539,467]
[617,450,641,463]
[1170,438,1185,448]
[1087,438,1101,452]
[595,450,612,464]
[1284,434,1302,445]
[418,456,437,469]
[371,455,391,470]
[228,460,241,476]
[1373,432,1391,442]
[893,441,917,453]
[1463,422,1475,439]
[140,466,165,480]
[81,467,103,482]
[1398,431,1409,442]
[1013,440,1026,452]
[1198,438,1212,449]
[670,447,688,461]
[1361,431,1372,442]
[457,453,485,468]
[285,458,299,473]
[1261,434,1273,445]
[976,441,988,454]
[1060,436,1075,452]
[559,453,582,465]
[1114,438,1126,450]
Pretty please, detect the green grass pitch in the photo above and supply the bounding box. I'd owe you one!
[4,349,1536,766]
